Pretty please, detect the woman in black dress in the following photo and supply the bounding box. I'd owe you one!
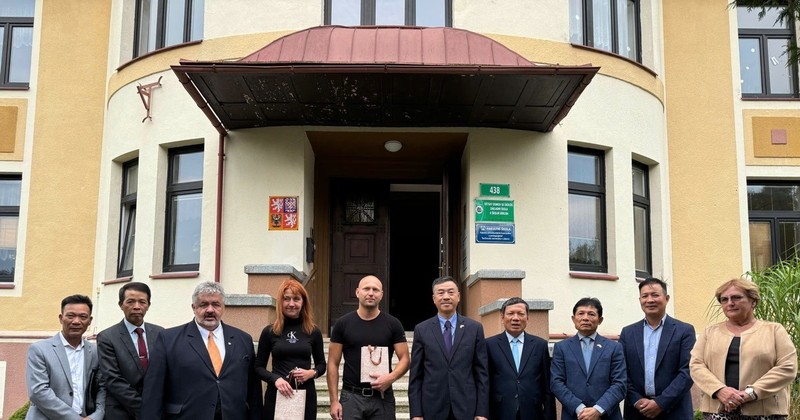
[256,279,325,420]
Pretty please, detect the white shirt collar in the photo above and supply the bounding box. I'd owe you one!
[195,321,224,340]
[505,331,524,344]
[58,331,85,350]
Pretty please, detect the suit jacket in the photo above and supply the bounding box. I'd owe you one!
[487,331,556,420]
[550,334,626,420]
[97,320,165,419]
[140,320,262,420]
[25,334,106,420]
[619,316,695,420]
[409,314,489,419]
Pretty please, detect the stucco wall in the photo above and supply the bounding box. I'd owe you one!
[0,0,111,331]
[463,73,668,334]
[663,0,743,328]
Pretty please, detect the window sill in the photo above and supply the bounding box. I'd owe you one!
[569,272,619,281]
[150,271,200,280]
[0,282,15,289]
[118,40,203,72]
[0,85,30,91]
[741,96,800,101]
[102,276,133,285]
[569,43,657,77]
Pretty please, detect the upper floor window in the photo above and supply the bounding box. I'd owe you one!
[134,0,204,58]
[569,0,641,62]
[118,160,137,278]
[164,146,203,272]
[568,147,607,272]
[747,182,800,271]
[0,176,21,282]
[325,0,451,26]
[632,162,651,278]
[0,0,34,87]
[737,6,797,97]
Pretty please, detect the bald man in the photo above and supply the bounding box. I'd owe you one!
[327,275,410,420]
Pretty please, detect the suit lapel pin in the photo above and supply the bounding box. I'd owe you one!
[227,342,232,346]
[596,343,602,348]
[459,324,464,329]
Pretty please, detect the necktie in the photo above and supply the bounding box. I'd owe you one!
[208,332,223,376]
[134,327,148,370]
[511,338,521,372]
[582,337,593,371]
[443,320,453,354]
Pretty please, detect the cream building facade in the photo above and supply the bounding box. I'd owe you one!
[0,0,791,416]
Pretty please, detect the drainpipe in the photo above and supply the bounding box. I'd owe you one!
[173,69,227,283]
[214,131,225,283]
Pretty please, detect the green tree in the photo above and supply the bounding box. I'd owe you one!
[747,258,800,419]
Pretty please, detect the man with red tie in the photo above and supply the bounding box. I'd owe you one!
[97,282,164,419]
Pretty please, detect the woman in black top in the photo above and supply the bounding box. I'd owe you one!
[256,279,326,420]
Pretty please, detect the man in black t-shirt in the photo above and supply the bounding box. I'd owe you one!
[327,275,409,420]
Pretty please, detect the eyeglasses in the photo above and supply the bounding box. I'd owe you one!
[718,295,747,304]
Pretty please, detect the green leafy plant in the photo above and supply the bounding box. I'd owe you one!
[9,401,29,420]
[747,258,800,419]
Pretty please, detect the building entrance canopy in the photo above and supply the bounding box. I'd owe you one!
[173,26,599,132]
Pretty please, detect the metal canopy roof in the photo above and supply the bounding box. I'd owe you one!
[173,26,599,132]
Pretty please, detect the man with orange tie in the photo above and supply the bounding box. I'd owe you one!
[97,282,164,419]
[142,281,262,420]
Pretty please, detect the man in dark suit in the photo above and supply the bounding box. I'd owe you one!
[97,281,165,419]
[486,297,555,420]
[618,278,695,419]
[141,281,262,420]
[25,294,106,420]
[551,297,626,420]
[409,275,489,420]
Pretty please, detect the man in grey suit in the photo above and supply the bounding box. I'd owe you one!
[97,282,164,419]
[25,294,106,419]
[409,275,489,420]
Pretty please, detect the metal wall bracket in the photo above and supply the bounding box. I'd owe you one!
[137,76,162,122]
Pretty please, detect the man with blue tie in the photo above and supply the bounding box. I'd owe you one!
[409,275,489,420]
[551,297,626,420]
[618,278,695,419]
[486,297,555,420]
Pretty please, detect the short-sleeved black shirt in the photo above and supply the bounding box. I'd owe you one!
[330,311,406,388]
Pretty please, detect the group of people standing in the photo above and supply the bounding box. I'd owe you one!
[23,275,797,420]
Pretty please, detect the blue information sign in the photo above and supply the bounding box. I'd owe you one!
[475,223,515,244]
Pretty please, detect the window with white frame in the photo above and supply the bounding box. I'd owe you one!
[164,146,203,272]
[134,0,204,58]
[118,160,137,278]
[632,162,651,277]
[569,0,640,62]
[325,0,451,26]
[737,6,797,97]
[0,176,21,282]
[0,0,34,87]
[568,147,607,272]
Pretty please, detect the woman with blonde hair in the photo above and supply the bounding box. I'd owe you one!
[690,278,797,419]
[255,279,325,420]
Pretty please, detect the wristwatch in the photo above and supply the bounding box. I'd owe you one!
[744,386,758,401]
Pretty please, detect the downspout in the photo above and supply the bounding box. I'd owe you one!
[173,69,227,283]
